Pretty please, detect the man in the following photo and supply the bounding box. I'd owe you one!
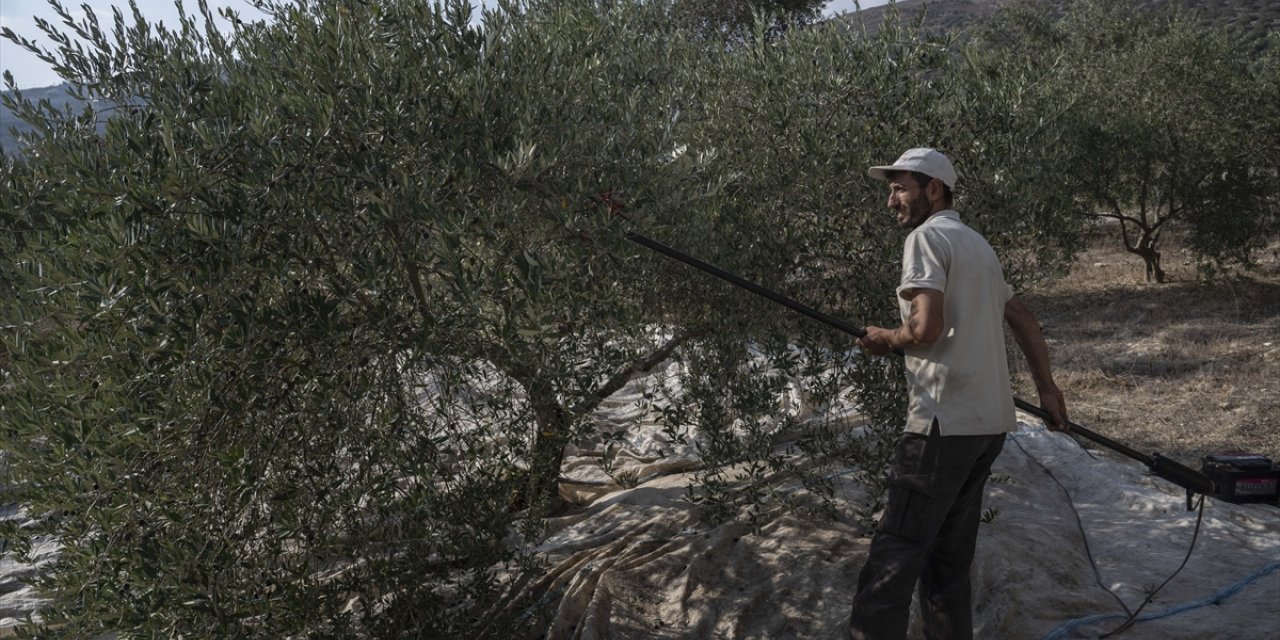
[850,148,1069,639]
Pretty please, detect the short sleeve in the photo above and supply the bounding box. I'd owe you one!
[897,228,949,300]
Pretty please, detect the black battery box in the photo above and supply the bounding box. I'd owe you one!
[1201,454,1280,505]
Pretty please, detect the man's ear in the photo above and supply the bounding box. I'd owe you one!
[927,178,943,204]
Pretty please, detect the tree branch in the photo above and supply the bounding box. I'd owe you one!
[571,326,708,418]
[1104,195,1140,252]
[387,221,434,326]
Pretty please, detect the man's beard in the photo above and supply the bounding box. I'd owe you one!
[900,197,932,228]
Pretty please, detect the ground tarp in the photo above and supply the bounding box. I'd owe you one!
[504,411,1280,639]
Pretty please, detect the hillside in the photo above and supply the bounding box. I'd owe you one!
[0,84,114,154]
[1,85,65,152]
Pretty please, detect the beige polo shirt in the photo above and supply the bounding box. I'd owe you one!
[897,210,1016,436]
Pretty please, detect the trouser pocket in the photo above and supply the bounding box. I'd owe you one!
[879,429,941,541]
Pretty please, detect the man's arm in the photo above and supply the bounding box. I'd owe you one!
[857,288,944,355]
[1004,296,1069,431]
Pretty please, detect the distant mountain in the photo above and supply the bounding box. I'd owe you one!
[0,83,109,154]
[841,0,1278,53]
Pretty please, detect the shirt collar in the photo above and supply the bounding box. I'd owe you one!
[924,209,961,225]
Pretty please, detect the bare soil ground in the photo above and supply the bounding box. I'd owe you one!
[1012,232,1280,464]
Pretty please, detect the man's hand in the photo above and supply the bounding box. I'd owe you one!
[857,326,895,356]
[1038,385,1069,432]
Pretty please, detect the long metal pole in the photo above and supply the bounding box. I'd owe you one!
[626,231,1214,496]
[625,232,869,338]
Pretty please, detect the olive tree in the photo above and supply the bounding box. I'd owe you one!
[0,0,894,635]
[0,1,1089,636]
[977,0,1277,282]
[0,1,729,636]
[673,0,829,42]
[636,5,1088,522]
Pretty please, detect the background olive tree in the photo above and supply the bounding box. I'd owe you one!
[974,0,1278,282]
[627,3,1088,523]
[1,0,1091,637]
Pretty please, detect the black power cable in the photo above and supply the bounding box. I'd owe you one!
[1007,434,1134,617]
[1010,432,1211,638]
[1098,493,1207,638]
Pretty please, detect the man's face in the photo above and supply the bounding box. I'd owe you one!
[886,173,934,229]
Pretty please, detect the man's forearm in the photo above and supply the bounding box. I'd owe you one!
[1004,296,1069,430]
[1005,297,1057,390]
[887,318,935,349]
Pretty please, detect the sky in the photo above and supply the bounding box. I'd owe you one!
[0,0,890,90]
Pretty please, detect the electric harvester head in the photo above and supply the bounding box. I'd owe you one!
[1201,454,1280,505]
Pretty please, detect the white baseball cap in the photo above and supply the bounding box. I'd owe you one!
[867,148,956,189]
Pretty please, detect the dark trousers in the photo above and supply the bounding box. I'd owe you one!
[849,423,1006,640]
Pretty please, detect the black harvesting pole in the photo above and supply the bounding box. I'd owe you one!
[626,231,1215,498]
[625,232,870,339]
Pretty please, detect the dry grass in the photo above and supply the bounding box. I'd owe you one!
[1012,231,1280,465]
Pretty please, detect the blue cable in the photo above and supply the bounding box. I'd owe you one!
[1041,560,1280,640]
